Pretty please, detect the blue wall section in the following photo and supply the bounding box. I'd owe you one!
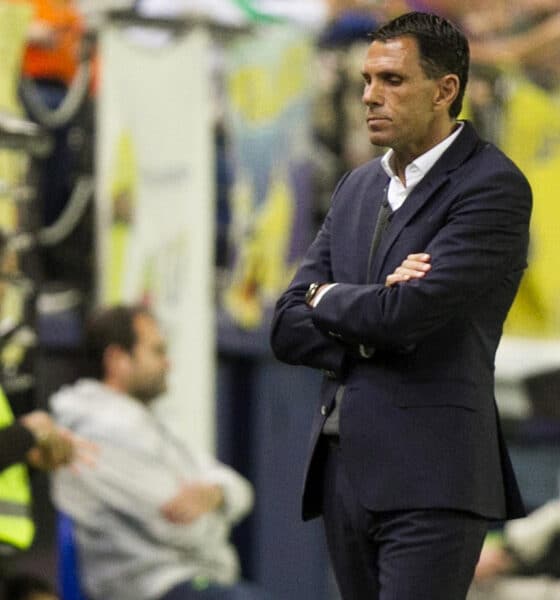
[217,354,331,600]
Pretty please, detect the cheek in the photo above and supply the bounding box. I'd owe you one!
[400,101,431,131]
[148,360,166,377]
[388,93,417,121]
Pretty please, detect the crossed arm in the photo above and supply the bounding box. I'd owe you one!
[308,252,432,305]
[53,439,253,552]
[272,163,531,374]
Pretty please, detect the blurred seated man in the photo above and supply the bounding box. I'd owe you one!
[51,304,271,600]
[468,499,560,599]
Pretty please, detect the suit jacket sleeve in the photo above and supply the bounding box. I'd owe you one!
[310,162,532,348]
[270,173,351,375]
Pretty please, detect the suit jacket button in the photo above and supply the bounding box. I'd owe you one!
[322,369,337,380]
[320,405,328,416]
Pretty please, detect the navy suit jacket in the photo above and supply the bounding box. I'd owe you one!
[271,121,531,522]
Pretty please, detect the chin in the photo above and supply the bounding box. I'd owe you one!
[368,133,391,149]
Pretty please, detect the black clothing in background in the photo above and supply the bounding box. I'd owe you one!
[0,423,35,471]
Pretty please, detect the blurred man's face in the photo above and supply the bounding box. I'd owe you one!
[126,313,169,403]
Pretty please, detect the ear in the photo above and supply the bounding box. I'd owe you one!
[434,74,460,113]
[103,344,131,378]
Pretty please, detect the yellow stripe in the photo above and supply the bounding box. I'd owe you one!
[0,513,34,549]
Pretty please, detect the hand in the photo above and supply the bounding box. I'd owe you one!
[20,411,98,471]
[160,482,224,524]
[385,253,431,288]
[474,544,515,581]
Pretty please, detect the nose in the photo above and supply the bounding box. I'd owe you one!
[362,79,382,107]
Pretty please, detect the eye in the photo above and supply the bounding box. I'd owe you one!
[386,76,403,86]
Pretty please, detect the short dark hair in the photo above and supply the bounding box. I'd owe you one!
[85,304,152,379]
[371,12,469,118]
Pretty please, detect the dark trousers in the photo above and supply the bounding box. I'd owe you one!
[321,438,488,600]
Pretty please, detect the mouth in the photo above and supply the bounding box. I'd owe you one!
[366,117,391,133]
[366,116,390,125]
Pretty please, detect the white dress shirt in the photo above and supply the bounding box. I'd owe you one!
[381,122,464,211]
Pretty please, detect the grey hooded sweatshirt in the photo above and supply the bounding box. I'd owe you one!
[50,379,253,600]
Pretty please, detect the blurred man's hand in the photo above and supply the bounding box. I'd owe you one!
[161,482,224,524]
[21,410,97,471]
[474,543,515,580]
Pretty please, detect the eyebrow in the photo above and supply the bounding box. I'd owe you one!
[361,69,405,79]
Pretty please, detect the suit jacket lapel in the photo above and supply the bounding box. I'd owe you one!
[370,121,483,282]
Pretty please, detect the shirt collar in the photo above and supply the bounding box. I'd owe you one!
[381,121,464,182]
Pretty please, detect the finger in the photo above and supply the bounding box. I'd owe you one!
[160,503,176,520]
[385,274,410,287]
[406,253,430,262]
[45,446,63,470]
[161,505,193,524]
[49,438,74,467]
[73,441,100,467]
[401,260,431,272]
[161,509,177,522]
[395,266,428,278]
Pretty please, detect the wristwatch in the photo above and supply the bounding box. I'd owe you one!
[305,282,322,306]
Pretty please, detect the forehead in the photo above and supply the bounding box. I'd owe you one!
[362,36,424,75]
[133,313,163,345]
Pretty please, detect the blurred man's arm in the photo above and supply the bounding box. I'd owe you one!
[52,442,239,552]
[0,410,94,472]
[21,411,96,471]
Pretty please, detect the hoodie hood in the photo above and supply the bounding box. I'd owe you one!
[50,379,153,445]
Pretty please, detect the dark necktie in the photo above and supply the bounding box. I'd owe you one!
[361,190,392,359]
[366,191,392,284]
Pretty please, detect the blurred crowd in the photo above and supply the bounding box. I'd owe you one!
[315,0,560,182]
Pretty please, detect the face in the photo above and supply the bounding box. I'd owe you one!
[361,36,453,161]
[126,313,169,403]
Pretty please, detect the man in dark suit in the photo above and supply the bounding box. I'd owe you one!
[270,11,532,600]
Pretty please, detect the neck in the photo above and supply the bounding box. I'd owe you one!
[392,119,458,183]
[103,377,127,395]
